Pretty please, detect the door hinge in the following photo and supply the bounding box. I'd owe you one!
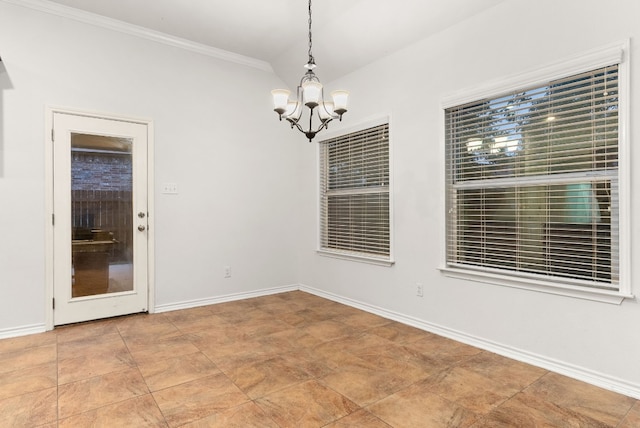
[52,298,55,310]
[52,213,55,225]
[51,128,54,142]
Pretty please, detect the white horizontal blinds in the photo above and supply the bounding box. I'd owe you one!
[456,182,614,284]
[446,64,619,289]
[320,124,390,257]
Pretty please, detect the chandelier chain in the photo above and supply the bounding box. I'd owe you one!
[307,0,314,64]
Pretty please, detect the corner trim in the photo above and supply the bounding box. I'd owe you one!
[1,0,273,73]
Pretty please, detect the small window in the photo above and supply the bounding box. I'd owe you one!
[319,123,391,263]
[445,57,625,295]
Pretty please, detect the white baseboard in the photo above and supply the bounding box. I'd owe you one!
[154,284,299,313]
[299,284,640,400]
[0,323,47,340]
[3,284,638,400]
[1,286,299,338]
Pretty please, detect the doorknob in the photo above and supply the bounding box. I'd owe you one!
[138,212,146,218]
[138,225,146,232]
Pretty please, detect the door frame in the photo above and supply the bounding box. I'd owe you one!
[44,106,155,330]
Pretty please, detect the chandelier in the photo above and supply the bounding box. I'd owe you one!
[271,0,349,142]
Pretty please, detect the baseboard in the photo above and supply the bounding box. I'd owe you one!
[0,323,47,340]
[299,284,640,400]
[4,284,637,399]
[154,284,299,313]
[0,285,299,338]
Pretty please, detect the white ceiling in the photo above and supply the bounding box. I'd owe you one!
[43,0,506,85]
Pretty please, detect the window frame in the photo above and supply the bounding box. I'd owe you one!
[439,41,632,304]
[317,116,394,266]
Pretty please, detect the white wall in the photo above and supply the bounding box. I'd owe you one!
[0,2,303,332]
[2,0,639,399]
[297,0,640,396]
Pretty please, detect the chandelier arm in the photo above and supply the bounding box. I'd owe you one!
[313,117,333,134]
[287,118,306,133]
[318,87,339,120]
[286,108,331,142]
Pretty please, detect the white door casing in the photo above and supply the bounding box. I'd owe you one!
[45,109,154,327]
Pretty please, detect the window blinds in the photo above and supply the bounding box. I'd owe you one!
[445,65,619,289]
[319,123,390,258]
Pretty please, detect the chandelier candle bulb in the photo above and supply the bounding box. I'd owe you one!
[302,81,322,108]
[331,90,349,116]
[319,102,335,121]
[271,89,291,116]
[285,101,299,119]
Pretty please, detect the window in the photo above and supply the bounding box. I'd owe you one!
[319,122,391,264]
[444,45,630,301]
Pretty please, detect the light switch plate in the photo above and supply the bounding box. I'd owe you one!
[161,183,178,194]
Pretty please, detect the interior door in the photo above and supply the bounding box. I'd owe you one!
[52,112,149,325]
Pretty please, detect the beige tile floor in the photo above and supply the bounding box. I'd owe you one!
[1,291,638,427]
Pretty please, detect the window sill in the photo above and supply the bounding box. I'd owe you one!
[439,265,634,305]
[317,250,395,267]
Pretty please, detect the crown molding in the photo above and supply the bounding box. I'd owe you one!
[2,0,274,73]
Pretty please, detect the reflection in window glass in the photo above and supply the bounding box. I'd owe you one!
[446,64,619,289]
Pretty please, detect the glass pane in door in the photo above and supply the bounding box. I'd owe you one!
[70,133,133,298]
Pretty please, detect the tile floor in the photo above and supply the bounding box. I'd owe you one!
[0,291,638,427]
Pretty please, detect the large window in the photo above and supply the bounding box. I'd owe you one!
[444,47,629,299]
[319,122,391,263]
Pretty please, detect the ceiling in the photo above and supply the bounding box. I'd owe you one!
[44,0,505,85]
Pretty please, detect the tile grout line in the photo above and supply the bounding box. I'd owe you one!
[55,322,154,424]
[4,292,638,427]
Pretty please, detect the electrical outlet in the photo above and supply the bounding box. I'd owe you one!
[224,266,231,278]
[416,283,423,297]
